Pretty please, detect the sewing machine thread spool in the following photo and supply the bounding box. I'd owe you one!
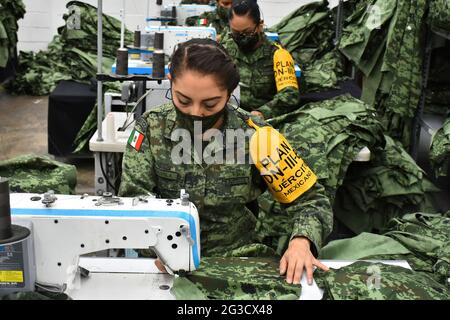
[0,178,36,297]
[134,27,141,48]
[116,48,129,76]
[152,32,165,79]
[0,178,12,240]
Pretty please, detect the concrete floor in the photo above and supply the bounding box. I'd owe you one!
[0,89,95,194]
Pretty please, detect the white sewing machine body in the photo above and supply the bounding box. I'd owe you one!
[8,192,200,293]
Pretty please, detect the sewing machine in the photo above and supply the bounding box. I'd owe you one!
[1,189,200,298]
[0,185,412,300]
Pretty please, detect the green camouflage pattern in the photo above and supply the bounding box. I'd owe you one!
[383,212,450,282]
[5,1,131,96]
[269,0,361,93]
[320,212,450,287]
[430,115,450,178]
[0,154,77,194]
[118,103,333,257]
[222,34,300,119]
[314,261,450,300]
[255,95,385,253]
[333,135,440,234]
[0,0,25,68]
[185,7,229,37]
[172,257,301,300]
[429,0,450,32]
[339,0,428,148]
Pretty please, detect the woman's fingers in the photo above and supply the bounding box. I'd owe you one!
[286,258,297,284]
[305,259,314,285]
[313,258,329,272]
[292,261,304,285]
[279,255,288,276]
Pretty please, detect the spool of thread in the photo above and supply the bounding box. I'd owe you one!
[105,112,116,142]
[0,178,12,241]
[154,32,164,51]
[171,6,177,19]
[152,32,165,79]
[134,28,141,48]
[116,48,129,76]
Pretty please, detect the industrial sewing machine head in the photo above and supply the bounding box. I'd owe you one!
[0,177,200,297]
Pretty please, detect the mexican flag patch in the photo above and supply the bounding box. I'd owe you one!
[128,129,145,151]
[198,18,208,26]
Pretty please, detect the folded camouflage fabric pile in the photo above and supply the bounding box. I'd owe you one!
[255,95,385,253]
[333,136,440,234]
[429,0,450,33]
[339,0,428,148]
[320,212,450,289]
[171,257,301,300]
[430,115,450,178]
[0,154,77,194]
[314,261,450,300]
[0,0,25,69]
[5,1,131,95]
[269,0,352,93]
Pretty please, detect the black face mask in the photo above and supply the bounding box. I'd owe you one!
[174,103,227,135]
[232,31,261,53]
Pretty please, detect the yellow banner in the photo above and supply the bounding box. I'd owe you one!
[0,270,24,283]
[273,44,299,92]
[248,120,317,203]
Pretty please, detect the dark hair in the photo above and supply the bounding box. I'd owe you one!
[169,38,240,95]
[229,0,261,25]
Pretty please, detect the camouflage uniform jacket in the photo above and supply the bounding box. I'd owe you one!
[119,103,332,257]
[185,9,229,37]
[222,35,300,119]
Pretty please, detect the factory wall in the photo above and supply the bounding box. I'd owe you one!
[17,0,340,52]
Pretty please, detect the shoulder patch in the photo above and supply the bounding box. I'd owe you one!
[128,128,145,152]
[135,116,149,133]
[273,45,299,92]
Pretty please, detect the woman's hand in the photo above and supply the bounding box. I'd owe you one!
[280,237,329,285]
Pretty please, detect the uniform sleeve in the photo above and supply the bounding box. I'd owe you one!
[118,116,157,197]
[257,47,301,119]
[257,86,300,119]
[282,181,333,257]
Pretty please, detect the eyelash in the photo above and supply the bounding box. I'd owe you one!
[178,99,217,109]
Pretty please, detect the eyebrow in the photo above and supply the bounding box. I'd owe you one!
[175,91,222,102]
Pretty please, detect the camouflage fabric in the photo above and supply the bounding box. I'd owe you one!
[5,1,131,96]
[269,0,363,93]
[339,0,428,148]
[320,212,450,287]
[185,7,229,38]
[171,257,301,300]
[0,154,77,194]
[430,115,450,178]
[333,135,440,234]
[118,103,333,257]
[383,212,450,283]
[319,232,412,260]
[254,95,385,252]
[0,0,25,68]
[222,34,300,119]
[429,0,450,32]
[314,261,450,300]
